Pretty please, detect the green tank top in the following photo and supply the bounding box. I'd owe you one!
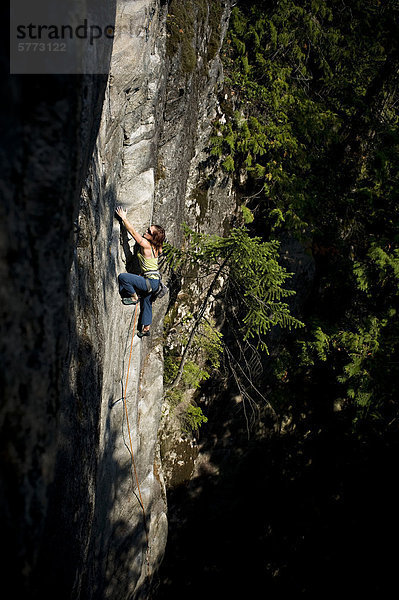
[138,246,159,279]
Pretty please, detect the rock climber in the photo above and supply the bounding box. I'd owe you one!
[116,206,165,337]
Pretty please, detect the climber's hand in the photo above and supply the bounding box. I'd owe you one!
[116,206,127,221]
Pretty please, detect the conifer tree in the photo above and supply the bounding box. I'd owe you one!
[164,225,303,393]
[213,0,399,431]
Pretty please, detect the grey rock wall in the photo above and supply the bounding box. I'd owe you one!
[154,1,234,242]
[79,3,234,598]
[77,2,235,596]
[0,1,233,599]
[0,59,111,600]
[153,1,236,491]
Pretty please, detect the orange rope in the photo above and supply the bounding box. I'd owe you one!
[122,303,150,552]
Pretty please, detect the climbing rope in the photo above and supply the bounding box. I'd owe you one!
[122,303,150,569]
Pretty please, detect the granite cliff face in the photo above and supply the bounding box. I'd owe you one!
[0,1,232,598]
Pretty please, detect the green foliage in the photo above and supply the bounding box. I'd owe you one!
[216,0,399,239]
[165,386,184,409]
[163,316,223,432]
[241,205,254,224]
[181,404,208,433]
[294,310,397,423]
[275,237,399,425]
[216,0,399,433]
[298,326,330,364]
[164,352,181,386]
[164,319,223,386]
[353,245,399,296]
[164,224,304,351]
[195,321,224,370]
[163,222,304,433]
[165,1,399,435]
[182,360,210,389]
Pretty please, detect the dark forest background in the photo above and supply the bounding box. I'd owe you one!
[155,1,399,597]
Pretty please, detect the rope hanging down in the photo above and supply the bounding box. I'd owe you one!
[122,303,150,554]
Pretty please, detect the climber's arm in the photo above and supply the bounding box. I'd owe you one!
[115,206,150,248]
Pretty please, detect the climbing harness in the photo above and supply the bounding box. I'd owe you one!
[143,269,166,298]
[144,270,160,292]
[122,302,151,574]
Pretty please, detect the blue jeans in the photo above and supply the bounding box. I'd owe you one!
[118,273,159,326]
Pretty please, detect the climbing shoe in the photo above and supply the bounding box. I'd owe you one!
[122,297,138,305]
[137,329,150,338]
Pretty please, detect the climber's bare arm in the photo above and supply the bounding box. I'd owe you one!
[115,206,150,249]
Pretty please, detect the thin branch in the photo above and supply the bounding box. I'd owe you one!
[165,251,233,391]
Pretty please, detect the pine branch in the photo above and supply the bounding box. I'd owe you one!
[165,251,232,391]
